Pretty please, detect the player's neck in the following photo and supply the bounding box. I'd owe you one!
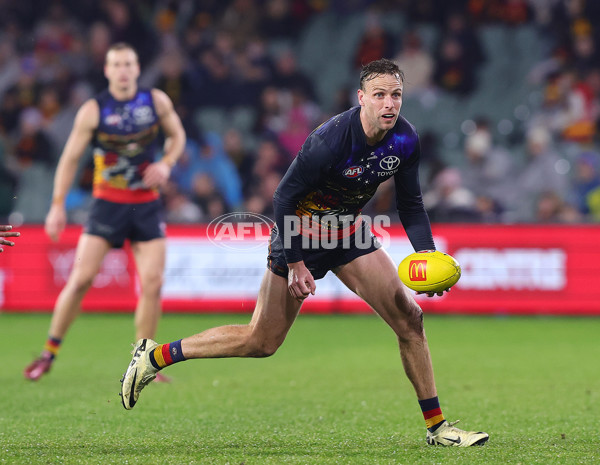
[108,84,138,101]
[362,127,387,146]
[359,110,387,146]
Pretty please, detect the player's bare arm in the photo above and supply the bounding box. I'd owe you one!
[142,89,186,189]
[287,261,316,302]
[45,99,99,242]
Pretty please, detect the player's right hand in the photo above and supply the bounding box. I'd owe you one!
[142,160,171,189]
[416,288,450,298]
[0,225,19,252]
[45,204,67,242]
[287,261,316,302]
[0,224,19,239]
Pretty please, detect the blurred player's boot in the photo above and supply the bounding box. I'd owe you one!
[426,420,489,447]
[24,353,53,381]
[120,338,159,410]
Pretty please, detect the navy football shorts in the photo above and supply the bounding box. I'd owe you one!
[267,220,381,280]
[84,198,165,248]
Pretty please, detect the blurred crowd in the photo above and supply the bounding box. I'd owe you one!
[414,0,600,224]
[0,0,599,225]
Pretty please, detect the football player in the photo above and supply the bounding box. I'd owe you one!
[24,43,186,382]
[120,59,488,447]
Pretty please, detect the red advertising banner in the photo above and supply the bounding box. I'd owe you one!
[425,224,598,315]
[1,226,138,311]
[1,224,599,315]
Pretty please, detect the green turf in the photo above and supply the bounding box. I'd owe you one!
[1,312,599,464]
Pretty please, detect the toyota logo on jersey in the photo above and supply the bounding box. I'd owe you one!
[379,156,401,171]
[343,166,364,178]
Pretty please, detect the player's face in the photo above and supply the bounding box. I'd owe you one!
[357,73,403,141]
[104,49,140,92]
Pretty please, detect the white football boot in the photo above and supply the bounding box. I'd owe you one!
[120,338,159,410]
[426,420,489,447]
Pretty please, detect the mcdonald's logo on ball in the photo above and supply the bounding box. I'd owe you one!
[398,251,461,293]
[409,260,428,281]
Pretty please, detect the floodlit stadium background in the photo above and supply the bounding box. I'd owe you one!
[1,1,599,314]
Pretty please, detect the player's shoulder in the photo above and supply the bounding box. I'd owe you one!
[75,98,100,126]
[313,107,357,137]
[393,114,418,138]
[392,114,420,155]
[308,107,357,152]
[150,88,174,114]
[150,88,168,100]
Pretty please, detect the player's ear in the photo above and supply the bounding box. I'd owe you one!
[357,89,365,106]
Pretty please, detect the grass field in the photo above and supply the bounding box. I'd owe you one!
[1,312,599,464]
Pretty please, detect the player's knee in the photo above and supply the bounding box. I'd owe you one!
[395,313,424,345]
[396,286,423,315]
[404,301,424,334]
[251,340,280,358]
[67,274,95,295]
[244,333,282,358]
[139,272,163,296]
[392,293,424,340]
[254,343,279,358]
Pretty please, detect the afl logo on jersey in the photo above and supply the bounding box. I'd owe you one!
[343,166,364,178]
[105,114,122,126]
[133,105,154,125]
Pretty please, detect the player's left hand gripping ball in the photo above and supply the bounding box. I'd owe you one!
[398,251,461,293]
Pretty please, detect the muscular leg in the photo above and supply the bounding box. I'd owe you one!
[120,269,302,408]
[181,270,303,359]
[48,234,112,339]
[334,248,437,400]
[131,238,166,340]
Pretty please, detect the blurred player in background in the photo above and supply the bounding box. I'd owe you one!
[24,43,186,381]
[0,225,20,252]
[120,59,488,447]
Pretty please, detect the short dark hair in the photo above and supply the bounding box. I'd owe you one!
[105,42,138,63]
[359,58,404,90]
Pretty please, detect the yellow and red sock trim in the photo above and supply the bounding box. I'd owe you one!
[44,337,62,359]
[149,340,185,369]
[423,408,445,429]
[419,396,445,430]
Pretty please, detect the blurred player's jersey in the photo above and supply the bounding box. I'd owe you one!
[92,88,160,203]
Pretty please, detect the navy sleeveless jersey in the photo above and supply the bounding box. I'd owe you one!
[274,106,435,263]
[92,88,161,203]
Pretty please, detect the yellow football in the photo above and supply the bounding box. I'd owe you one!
[398,251,461,293]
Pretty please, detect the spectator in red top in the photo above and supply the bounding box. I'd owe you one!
[433,36,477,95]
[353,12,395,69]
